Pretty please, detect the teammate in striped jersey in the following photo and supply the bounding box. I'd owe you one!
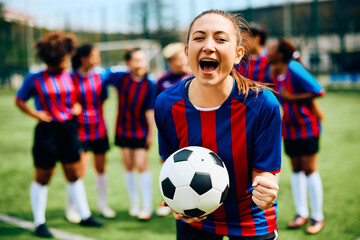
[235,23,272,84]
[156,42,191,94]
[104,48,156,220]
[155,10,281,239]
[268,38,325,234]
[69,44,115,220]
[15,31,103,238]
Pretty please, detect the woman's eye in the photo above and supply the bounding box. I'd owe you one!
[217,37,227,42]
[193,36,204,41]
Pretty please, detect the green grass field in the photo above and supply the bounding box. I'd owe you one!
[0,89,359,240]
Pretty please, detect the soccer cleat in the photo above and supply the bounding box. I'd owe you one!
[156,206,171,217]
[99,206,116,218]
[287,215,308,228]
[65,208,81,223]
[79,216,104,227]
[137,208,152,220]
[306,219,325,234]
[35,224,53,238]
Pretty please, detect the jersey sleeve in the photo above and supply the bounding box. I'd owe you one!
[252,90,282,173]
[289,61,325,96]
[146,75,157,110]
[101,66,128,86]
[154,95,177,162]
[16,73,36,102]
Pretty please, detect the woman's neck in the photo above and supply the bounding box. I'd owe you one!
[78,66,92,75]
[188,76,233,108]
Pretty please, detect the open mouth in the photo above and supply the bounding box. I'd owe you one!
[199,59,219,73]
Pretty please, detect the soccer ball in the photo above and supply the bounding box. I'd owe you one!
[159,146,229,217]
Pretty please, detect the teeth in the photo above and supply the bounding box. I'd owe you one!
[201,59,217,62]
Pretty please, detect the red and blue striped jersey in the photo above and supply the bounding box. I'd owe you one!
[272,60,325,140]
[105,69,156,139]
[71,70,108,141]
[16,70,76,122]
[236,51,272,84]
[155,77,282,237]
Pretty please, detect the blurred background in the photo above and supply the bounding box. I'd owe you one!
[1,0,360,89]
[0,0,359,89]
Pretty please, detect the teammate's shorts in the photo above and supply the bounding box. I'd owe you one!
[115,136,147,149]
[80,137,110,154]
[176,220,278,240]
[284,137,319,157]
[32,118,80,169]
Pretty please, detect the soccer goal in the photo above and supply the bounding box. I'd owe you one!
[95,39,165,77]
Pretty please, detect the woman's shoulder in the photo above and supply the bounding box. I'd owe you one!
[155,78,188,110]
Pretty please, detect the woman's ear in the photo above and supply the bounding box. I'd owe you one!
[184,45,188,57]
[234,46,244,65]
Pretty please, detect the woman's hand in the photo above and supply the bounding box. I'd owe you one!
[35,111,53,122]
[161,201,207,223]
[251,173,279,210]
[72,102,82,116]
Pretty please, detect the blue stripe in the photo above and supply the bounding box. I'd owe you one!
[216,104,242,235]
[79,76,89,125]
[250,203,269,235]
[51,75,66,120]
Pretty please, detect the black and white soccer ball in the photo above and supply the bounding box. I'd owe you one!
[159,146,229,217]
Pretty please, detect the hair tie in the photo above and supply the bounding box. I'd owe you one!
[292,51,300,59]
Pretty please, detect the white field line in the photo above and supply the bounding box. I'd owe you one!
[0,213,97,240]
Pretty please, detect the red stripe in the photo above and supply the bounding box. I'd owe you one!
[230,99,256,235]
[171,99,188,148]
[257,56,267,83]
[200,110,228,235]
[134,80,149,139]
[44,72,62,121]
[248,59,255,80]
[264,207,277,233]
[34,77,51,114]
[291,102,307,138]
[116,75,130,136]
[125,80,138,138]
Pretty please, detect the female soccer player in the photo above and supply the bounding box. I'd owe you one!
[15,31,103,238]
[156,42,191,94]
[236,22,272,84]
[105,48,156,220]
[155,10,281,240]
[267,38,325,234]
[69,44,115,220]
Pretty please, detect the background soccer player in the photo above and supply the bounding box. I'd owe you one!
[14,31,103,238]
[105,48,156,220]
[155,10,281,240]
[69,44,115,221]
[236,22,272,84]
[268,38,325,234]
[156,42,191,94]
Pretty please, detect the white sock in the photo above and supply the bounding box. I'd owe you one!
[140,171,152,210]
[307,172,324,221]
[291,172,309,218]
[66,185,76,212]
[96,173,107,210]
[67,180,91,219]
[30,182,48,227]
[124,171,139,206]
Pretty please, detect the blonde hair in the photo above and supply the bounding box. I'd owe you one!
[163,42,185,60]
[186,9,272,99]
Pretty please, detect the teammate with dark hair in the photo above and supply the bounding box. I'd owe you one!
[268,38,325,234]
[15,31,103,238]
